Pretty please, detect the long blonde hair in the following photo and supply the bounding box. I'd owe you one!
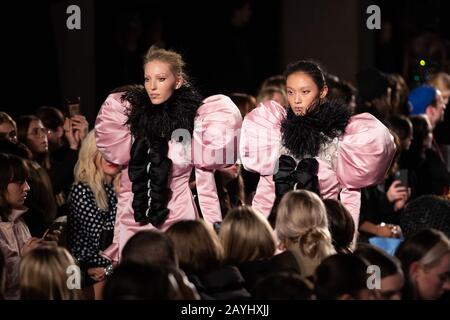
[276,190,336,260]
[20,246,80,300]
[74,130,120,211]
[220,206,276,264]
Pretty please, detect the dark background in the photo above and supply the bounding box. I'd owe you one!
[1,0,448,125]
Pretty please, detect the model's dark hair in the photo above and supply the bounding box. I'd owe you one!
[284,60,327,92]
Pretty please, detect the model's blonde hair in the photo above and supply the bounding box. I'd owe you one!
[220,206,276,264]
[74,130,120,211]
[276,190,336,260]
[143,45,188,84]
[20,246,80,300]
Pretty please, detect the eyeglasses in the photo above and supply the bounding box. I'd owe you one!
[28,127,50,137]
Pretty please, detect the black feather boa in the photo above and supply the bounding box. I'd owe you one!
[281,101,352,159]
[123,85,203,140]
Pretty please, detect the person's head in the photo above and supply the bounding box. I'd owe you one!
[0,153,30,221]
[356,67,392,120]
[0,112,18,143]
[102,262,173,300]
[261,75,287,92]
[229,93,256,117]
[409,115,433,155]
[388,73,409,114]
[285,60,328,116]
[400,195,450,240]
[35,106,65,150]
[326,74,357,112]
[315,253,375,300]
[322,199,355,254]
[122,230,177,269]
[253,272,315,300]
[166,220,224,274]
[395,229,450,300]
[408,85,446,129]
[219,206,276,265]
[256,86,288,108]
[143,46,185,105]
[19,246,80,300]
[388,115,413,151]
[276,190,336,260]
[427,72,450,105]
[74,130,121,211]
[355,244,404,300]
[16,115,49,156]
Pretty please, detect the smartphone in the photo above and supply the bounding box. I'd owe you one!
[66,97,81,117]
[43,222,64,241]
[396,169,408,188]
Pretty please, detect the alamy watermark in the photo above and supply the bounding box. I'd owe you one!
[66,264,81,290]
[366,265,381,290]
[366,5,381,30]
[66,5,81,30]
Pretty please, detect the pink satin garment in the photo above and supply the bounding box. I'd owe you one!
[241,101,396,228]
[95,93,241,263]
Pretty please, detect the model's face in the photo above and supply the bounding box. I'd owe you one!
[377,273,404,300]
[415,252,450,300]
[26,120,48,154]
[6,180,30,209]
[0,122,17,143]
[144,60,181,105]
[286,72,326,116]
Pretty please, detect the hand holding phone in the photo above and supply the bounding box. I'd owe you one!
[395,169,408,188]
[66,97,81,117]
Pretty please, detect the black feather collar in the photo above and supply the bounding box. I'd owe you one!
[124,85,203,140]
[281,101,352,159]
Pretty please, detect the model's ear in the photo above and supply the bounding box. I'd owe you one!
[175,76,184,90]
[320,85,329,99]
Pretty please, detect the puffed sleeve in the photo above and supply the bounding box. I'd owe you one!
[240,100,286,217]
[95,92,132,166]
[337,113,396,189]
[336,113,395,232]
[192,94,242,224]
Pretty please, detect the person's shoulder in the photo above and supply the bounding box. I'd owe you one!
[70,182,92,194]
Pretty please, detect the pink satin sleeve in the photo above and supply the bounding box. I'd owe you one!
[240,100,285,218]
[339,187,361,227]
[192,94,242,170]
[192,94,242,224]
[337,113,396,189]
[240,100,286,176]
[95,92,132,166]
[252,175,276,218]
[195,167,222,224]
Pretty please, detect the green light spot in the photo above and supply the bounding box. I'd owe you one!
[419,60,426,67]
